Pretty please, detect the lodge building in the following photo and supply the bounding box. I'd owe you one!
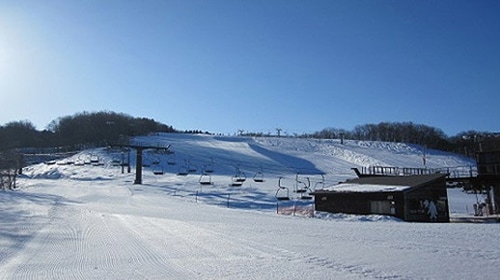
[311,173,450,222]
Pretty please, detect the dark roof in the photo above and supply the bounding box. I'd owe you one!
[345,173,447,187]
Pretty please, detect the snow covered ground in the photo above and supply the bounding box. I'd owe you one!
[1,134,499,279]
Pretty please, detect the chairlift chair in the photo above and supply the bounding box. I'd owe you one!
[153,169,164,175]
[300,195,313,200]
[253,167,264,183]
[167,152,176,165]
[90,154,99,163]
[177,170,188,176]
[177,164,189,176]
[199,173,213,185]
[89,154,100,166]
[204,164,214,173]
[112,156,121,166]
[295,174,312,200]
[275,177,290,201]
[313,174,325,191]
[184,159,197,173]
[233,167,246,182]
[152,162,164,175]
[203,158,214,173]
[82,154,91,165]
[234,175,246,183]
[229,177,243,187]
[295,174,310,193]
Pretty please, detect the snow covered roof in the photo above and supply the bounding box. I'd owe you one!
[325,183,411,193]
[317,173,447,193]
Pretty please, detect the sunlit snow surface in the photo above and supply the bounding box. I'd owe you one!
[1,134,498,279]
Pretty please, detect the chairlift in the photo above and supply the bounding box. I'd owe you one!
[177,166,189,176]
[253,167,264,182]
[300,188,313,200]
[204,166,214,173]
[300,194,313,200]
[90,154,99,164]
[229,176,243,187]
[275,177,290,201]
[177,159,189,176]
[167,152,176,165]
[295,174,309,193]
[204,157,215,173]
[199,173,213,185]
[313,174,325,190]
[111,155,121,166]
[153,168,164,175]
[295,174,313,200]
[185,159,197,173]
[233,167,246,183]
[152,161,164,175]
[150,155,159,166]
[79,154,90,165]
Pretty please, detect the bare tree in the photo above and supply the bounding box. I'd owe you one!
[0,151,22,190]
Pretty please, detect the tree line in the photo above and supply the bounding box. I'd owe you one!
[240,122,495,157]
[1,112,496,158]
[305,122,494,157]
[0,111,175,151]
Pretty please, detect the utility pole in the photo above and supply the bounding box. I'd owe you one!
[276,128,282,138]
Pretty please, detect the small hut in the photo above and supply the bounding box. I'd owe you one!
[311,173,449,222]
[474,136,500,214]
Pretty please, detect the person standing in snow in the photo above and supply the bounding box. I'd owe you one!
[427,200,438,221]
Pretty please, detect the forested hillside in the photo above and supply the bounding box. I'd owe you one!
[0,111,175,151]
[0,111,496,157]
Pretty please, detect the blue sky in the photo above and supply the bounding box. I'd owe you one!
[1,0,499,136]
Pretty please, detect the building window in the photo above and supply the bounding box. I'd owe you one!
[370,201,392,214]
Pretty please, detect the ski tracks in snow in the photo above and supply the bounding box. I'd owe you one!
[117,214,407,279]
[1,188,409,280]
[1,202,189,279]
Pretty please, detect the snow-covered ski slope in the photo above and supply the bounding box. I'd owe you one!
[2,133,498,280]
[27,133,473,183]
[20,133,476,210]
[137,133,474,177]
